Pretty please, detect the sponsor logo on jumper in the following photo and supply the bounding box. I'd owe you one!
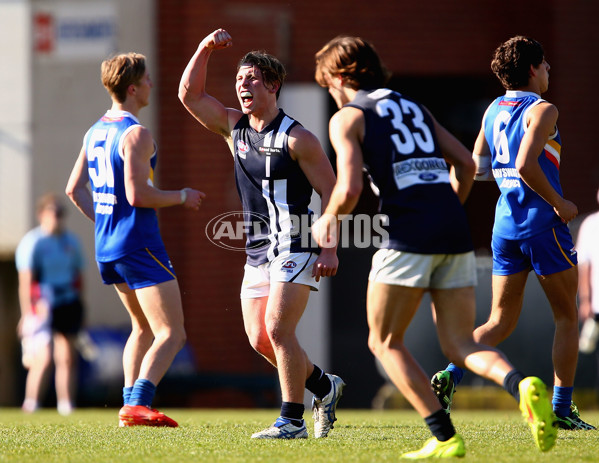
[419,172,439,181]
[93,192,117,204]
[493,168,521,189]
[100,115,124,122]
[493,168,520,178]
[393,158,447,176]
[93,192,117,215]
[258,147,282,154]
[392,158,449,190]
[499,100,521,107]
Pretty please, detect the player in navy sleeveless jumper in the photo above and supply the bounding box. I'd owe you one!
[179,29,344,439]
[312,36,559,457]
[66,52,206,427]
[433,36,595,432]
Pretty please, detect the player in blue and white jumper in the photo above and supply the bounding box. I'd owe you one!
[432,36,595,431]
[67,52,206,427]
[180,28,345,439]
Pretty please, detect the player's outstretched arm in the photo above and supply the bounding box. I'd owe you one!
[124,126,206,210]
[178,28,236,137]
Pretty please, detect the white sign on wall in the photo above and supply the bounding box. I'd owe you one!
[33,2,116,60]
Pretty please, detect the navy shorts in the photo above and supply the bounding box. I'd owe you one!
[98,247,177,289]
[492,223,577,276]
[51,299,84,335]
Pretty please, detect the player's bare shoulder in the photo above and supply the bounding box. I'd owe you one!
[331,106,363,130]
[329,106,364,145]
[123,124,154,156]
[536,99,558,116]
[288,124,324,161]
[227,107,244,133]
[527,100,559,132]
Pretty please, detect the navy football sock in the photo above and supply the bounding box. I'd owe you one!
[305,365,331,399]
[425,408,456,442]
[503,369,525,402]
[281,401,304,427]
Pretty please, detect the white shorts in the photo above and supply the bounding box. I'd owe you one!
[240,252,320,299]
[368,249,477,289]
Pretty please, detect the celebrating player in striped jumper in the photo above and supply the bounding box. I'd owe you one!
[432,36,595,432]
[179,29,345,439]
[312,35,559,458]
[66,52,206,427]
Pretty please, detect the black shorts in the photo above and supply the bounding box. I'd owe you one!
[51,299,84,335]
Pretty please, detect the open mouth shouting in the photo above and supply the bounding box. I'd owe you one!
[240,91,253,108]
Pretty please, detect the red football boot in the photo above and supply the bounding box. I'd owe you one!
[118,405,178,427]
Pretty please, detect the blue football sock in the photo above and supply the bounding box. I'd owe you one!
[552,386,573,417]
[446,363,464,385]
[129,379,157,407]
[123,386,133,406]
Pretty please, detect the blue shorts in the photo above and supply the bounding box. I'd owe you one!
[97,247,177,289]
[492,224,577,276]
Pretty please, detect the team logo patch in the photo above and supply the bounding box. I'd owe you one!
[237,140,249,159]
[281,260,297,270]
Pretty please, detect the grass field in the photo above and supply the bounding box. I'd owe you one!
[1,408,598,462]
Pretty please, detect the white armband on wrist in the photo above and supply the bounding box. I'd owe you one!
[180,189,187,204]
[473,154,494,181]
